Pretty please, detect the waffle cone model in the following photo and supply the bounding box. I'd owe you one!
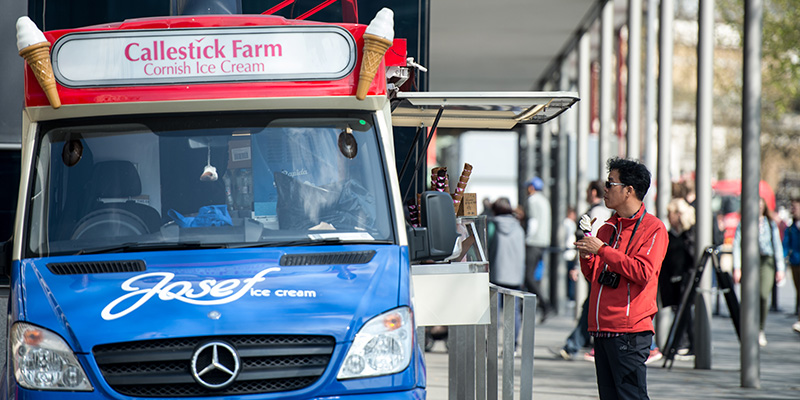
[452,163,473,211]
[356,33,393,100]
[19,41,61,109]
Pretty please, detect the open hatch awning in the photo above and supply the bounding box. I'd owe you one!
[390,91,579,129]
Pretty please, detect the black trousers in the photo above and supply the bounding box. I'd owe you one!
[594,332,651,400]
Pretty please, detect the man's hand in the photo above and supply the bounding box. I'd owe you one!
[575,236,605,258]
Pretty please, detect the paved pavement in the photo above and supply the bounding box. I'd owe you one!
[0,282,796,399]
[423,282,800,400]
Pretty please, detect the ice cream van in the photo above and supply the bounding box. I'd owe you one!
[2,7,577,399]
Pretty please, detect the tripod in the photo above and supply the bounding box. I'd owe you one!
[662,246,740,369]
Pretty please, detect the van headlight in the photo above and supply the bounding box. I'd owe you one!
[337,307,414,380]
[11,322,93,391]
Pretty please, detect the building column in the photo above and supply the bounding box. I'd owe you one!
[741,0,763,389]
[575,32,592,318]
[599,0,614,172]
[626,0,642,159]
[643,0,658,213]
[657,0,672,223]
[694,0,715,370]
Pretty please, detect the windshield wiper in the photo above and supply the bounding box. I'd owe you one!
[228,238,393,249]
[75,241,227,255]
[76,237,393,254]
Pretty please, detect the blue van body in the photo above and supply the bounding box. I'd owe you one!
[4,245,426,398]
[3,14,432,396]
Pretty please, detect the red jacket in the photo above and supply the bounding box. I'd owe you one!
[580,204,668,333]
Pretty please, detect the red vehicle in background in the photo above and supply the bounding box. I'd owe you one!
[713,179,776,245]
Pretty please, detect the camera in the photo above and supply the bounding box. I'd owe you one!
[598,270,620,288]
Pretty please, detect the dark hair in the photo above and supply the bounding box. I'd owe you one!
[588,180,604,197]
[671,181,689,199]
[760,197,775,220]
[792,198,800,224]
[492,197,514,215]
[607,157,650,201]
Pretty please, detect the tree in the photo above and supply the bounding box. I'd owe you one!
[717,0,800,200]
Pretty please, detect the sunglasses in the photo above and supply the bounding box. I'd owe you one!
[605,181,626,189]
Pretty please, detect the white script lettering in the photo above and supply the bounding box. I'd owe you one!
[101,267,280,320]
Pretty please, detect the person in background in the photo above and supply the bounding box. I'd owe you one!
[524,176,552,321]
[488,197,526,347]
[782,198,800,334]
[586,180,614,236]
[555,180,612,361]
[564,207,578,301]
[480,197,494,217]
[658,197,697,358]
[732,197,786,346]
[575,157,668,400]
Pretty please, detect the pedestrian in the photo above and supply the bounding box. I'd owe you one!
[564,207,578,301]
[783,197,800,333]
[555,180,612,361]
[732,197,786,346]
[574,157,668,400]
[524,176,552,321]
[481,197,494,217]
[488,197,526,347]
[658,197,697,357]
[585,180,614,236]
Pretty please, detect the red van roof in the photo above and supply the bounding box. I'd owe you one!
[24,15,405,108]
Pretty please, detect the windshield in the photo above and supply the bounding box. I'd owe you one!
[27,112,394,256]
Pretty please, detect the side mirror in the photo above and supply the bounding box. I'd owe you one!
[407,191,458,262]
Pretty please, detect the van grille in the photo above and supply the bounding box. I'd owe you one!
[47,260,146,275]
[93,335,335,397]
[280,250,375,266]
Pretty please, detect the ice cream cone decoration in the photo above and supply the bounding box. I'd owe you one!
[16,17,60,109]
[451,163,472,212]
[356,8,395,100]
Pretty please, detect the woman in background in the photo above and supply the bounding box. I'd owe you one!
[733,197,786,346]
[659,198,696,357]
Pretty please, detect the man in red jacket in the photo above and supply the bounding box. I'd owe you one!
[575,157,668,400]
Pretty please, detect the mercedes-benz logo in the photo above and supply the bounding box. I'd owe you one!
[190,341,240,389]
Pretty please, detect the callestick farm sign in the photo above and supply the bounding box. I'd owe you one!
[51,26,356,87]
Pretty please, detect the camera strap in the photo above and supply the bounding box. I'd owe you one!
[601,208,645,272]
[624,209,646,256]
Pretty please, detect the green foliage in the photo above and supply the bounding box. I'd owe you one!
[718,0,800,117]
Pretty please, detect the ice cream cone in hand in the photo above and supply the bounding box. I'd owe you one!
[16,17,60,109]
[356,8,395,100]
[579,214,596,236]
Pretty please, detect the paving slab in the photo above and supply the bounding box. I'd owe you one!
[424,283,800,399]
